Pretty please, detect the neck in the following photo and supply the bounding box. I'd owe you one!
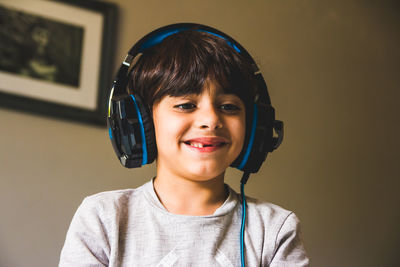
[153,172,228,216]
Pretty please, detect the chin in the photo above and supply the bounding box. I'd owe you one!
[185,163,227,181]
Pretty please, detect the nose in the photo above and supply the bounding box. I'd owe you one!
[196,104,223,130]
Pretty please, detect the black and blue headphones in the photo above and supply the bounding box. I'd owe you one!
[107,23,283,174]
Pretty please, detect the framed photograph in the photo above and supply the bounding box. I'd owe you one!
[0,0,117,126]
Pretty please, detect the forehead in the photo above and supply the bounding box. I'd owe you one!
[160,79,243,100]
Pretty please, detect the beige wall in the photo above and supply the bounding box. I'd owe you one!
[1,0,399,266]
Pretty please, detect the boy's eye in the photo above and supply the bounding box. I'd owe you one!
[220,104,241,112]
[174,103,196,110]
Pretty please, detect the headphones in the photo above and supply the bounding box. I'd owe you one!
[107,23,283,174]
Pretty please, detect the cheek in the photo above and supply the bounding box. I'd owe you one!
[237,122,246,150]
[240,112,246,141]
[229,116,246,151]
[153,120,170,148]
[153,115,185,149]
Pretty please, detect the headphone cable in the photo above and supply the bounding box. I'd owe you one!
[240,171,250,267]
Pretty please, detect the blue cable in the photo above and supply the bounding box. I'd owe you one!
[240,181,247,267]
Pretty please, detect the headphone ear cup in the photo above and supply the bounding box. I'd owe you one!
[131,94,157,164]
[107,93,156,168]
[231,103,275,173]
[231,103,255,169]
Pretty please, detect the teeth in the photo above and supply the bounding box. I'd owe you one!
[190,142,203,148]
[185,141,225,148]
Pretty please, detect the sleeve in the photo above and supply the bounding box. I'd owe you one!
[59,197,111,267]
[269,212,310,267]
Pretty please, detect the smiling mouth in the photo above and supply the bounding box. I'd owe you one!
[183,141,227,149]
[182,136,229,152]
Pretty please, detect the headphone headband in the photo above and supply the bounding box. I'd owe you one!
[113,23,270,105]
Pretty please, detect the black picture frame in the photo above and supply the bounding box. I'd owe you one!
[0,0,117,127]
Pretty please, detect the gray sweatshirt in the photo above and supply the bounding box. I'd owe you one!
[59,180,309,266]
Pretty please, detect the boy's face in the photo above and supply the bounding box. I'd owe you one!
[152,81,246,182]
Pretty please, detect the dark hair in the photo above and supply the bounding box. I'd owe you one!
[128,30,257,107]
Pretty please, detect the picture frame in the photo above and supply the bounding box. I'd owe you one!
[0,0,117,126]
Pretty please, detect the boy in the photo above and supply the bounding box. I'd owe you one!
[59,24,309,266]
